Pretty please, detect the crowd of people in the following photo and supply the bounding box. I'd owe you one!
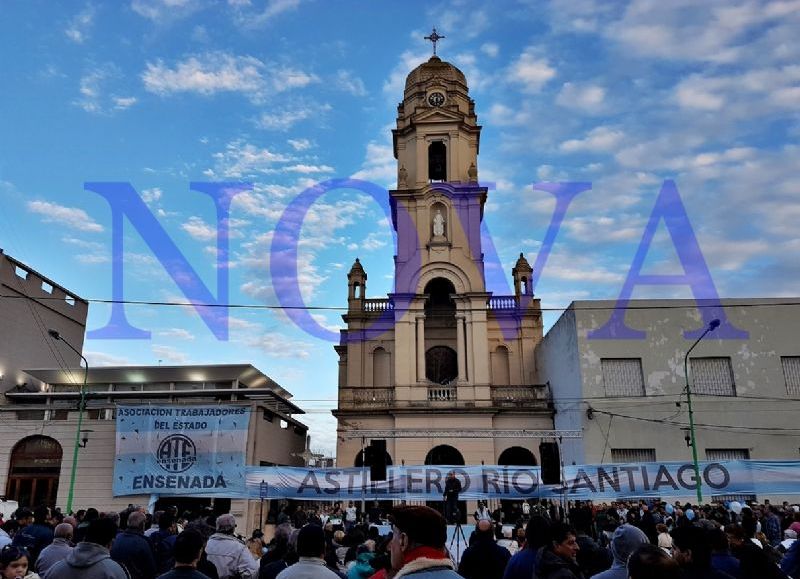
[0,498,799,579]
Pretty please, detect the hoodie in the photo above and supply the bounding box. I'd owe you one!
[43,542,129,579]
[589,524,649,579]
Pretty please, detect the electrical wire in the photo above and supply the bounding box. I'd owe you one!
[2,292,800,313]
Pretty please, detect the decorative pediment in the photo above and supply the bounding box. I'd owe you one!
[412,107,463,123]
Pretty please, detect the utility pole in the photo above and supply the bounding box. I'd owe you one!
[683,319,720,504]
[48,329,89,514]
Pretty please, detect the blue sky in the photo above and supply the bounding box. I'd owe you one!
[1,0,798,456]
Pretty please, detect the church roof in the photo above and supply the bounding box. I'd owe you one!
[513,252,533,273]
[405,55,467,92]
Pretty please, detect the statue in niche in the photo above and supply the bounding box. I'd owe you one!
[398,164,408,188]
[433,208,446,237]
[468,162,478,182]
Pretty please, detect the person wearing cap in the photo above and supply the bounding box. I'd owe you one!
[387,505,461,578]
[275,524,339,579]
[205,515,258,579]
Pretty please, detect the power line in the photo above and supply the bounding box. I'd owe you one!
[2,292,800,313]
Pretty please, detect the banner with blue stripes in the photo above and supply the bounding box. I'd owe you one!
[113,405,249,497]
[244,460,800,501]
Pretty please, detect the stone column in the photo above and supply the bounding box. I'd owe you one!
[416,315,425,382]
[456,314,467,382]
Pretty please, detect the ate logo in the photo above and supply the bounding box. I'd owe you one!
[156,434,197,473]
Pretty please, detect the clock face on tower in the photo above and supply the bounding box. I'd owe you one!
[428,91,445,107]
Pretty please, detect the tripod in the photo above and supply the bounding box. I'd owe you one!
[446,508,468,567]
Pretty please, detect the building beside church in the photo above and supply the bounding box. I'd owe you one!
[333,56,557,478]
[537,298,800,477]
[0,250,307,529]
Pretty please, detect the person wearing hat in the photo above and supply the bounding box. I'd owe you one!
[275,524,340,579]
[205,514,258,579]
[387,506,461,578]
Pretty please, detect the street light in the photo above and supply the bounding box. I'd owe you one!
[47,329,89,514]
[683,318,720,504]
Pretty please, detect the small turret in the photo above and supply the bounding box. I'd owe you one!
[512,253,533,297]
[347,258,367,309]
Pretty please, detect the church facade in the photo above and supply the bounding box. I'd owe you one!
[333,56,556,475]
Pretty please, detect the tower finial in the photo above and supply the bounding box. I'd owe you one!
[424,27,445,56]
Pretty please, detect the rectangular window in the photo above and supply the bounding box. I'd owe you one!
[601,359,645,397]
[611,448,656,463]
[782,357,800,397]
[706,449,755,503]
[690,357,736,396]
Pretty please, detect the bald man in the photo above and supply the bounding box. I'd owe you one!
[110,510,158,579]
[36,522,74,576]
[458,518,511,579]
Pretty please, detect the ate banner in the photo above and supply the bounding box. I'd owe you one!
[113,405,249,497]
[244,460,800,501]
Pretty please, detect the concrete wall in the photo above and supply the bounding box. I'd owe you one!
[0,251,87,396]
[536,308,584,464]
[572,299,800,465]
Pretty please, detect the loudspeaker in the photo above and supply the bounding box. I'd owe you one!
[369,439,387,481]
[539,442,561,485]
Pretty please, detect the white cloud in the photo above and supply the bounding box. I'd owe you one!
[484,103,532,127]
[131,0,200,22]
[209,140,293,178]
[383,49,430,97]
[351,140,396,186]
[182,216,218,241]
[480,43,499,58]
[142,53,264,98]
[27,200,104,232]
[141,187,162,204]
[152,344,189,364]
[508,48,556,93]
[556,82,606,113]
[157,328,196,340]
[246,333,312,358]
[84,351,133,366]
[230,0,302,28]
[347,231,388,252]
[65,5,95,43]
[256,103,331,131]
[283,164,334,174]
[113,96,138,110]
[287,138,313,151]
[334,70,367,96]
[560,126,624,153]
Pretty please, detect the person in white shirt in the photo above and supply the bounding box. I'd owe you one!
[345,502,358,531]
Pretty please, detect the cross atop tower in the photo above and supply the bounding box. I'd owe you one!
[424,27,445,55]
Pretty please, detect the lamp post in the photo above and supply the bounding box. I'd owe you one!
[683,318,720,504]
[47,329,89,514]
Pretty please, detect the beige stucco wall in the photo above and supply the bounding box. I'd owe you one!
[538,298,800,501]
[0,252,88,397]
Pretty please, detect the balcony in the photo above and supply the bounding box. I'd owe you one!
[427,385,457,402]
[338,387,395,409]
[362,299,393,312]
[491,384,551,408]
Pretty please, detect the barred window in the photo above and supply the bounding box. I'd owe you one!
[611,448,656,463]
[706,448,750,460]
[782,357,800,397]
[690,357,736,396]
[601,358,645,397]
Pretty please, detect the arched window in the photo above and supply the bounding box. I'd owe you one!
[426,346,457,384]
[424,445,465,466]
[354,449,393,467]
[428,142,447,181]
[491,345,510,386]
[497,446,537,466]
[372,347,390,387]
[6,436,63,507]
[353,282,361,299]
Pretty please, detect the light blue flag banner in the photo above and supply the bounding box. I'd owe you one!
[244,460,800,501]
[113,405,250,497]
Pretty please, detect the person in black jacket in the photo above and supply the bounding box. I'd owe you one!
[536,522,584,579]
[111,510,158,579]
[458,520,510,579]
[443,472,462,524]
